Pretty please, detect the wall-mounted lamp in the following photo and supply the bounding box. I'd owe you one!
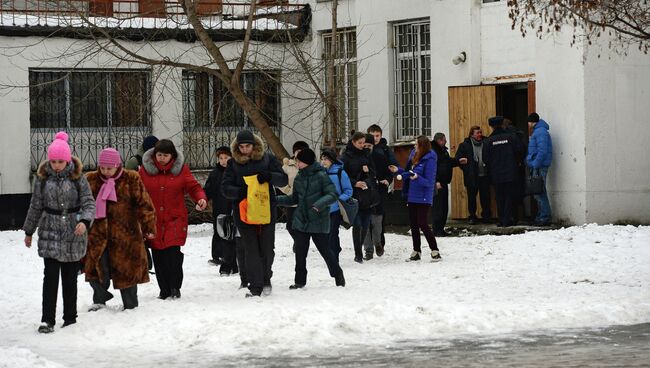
[452,51,467,65]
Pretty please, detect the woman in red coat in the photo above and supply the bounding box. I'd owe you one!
[139,139,207,299]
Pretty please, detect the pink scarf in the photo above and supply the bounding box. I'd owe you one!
[95,169,123,219]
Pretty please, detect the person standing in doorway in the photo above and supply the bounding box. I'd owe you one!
[221,131,288,297]
[455,126,491,224]
[139,139,208,300]
[204,146,239,275]
[503,118,527,225]
[389,136,441,262]
[364,125,397,258]
[277,148,346,289]
[85,148,156,311]
[23,131,96,333]
[526,112,553,226]
[431,133,459,237]
[482,117,525,227]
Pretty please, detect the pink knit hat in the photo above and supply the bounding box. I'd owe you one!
[47,131,72,162]
[98,148,122,168]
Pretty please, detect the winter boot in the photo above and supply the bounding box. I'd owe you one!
[375,244,385,257]
[363,251,373,261]
[88,303,105,312]
[335,271,346,287]
[289,284,305,290]
[38,323,54,334]
[407,251,421,262]
[352,227,364,262]
[245,292,261,298]
[62,320,76,328]
[430,250,442,262]
[170,288,181,299]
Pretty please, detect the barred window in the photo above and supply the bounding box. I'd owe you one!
[322,27,357,144]
[28,69,152,170]
[181,70,281,169]
[393,20,431,140]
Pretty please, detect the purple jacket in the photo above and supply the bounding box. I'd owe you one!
[399,150,437,205]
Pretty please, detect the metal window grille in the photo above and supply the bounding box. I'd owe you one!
[28,69,152,171]
[182,70,281,169]
[322,27,357,144]
[393,20,431,141]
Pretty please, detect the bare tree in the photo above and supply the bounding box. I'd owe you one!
[507,0,650,55]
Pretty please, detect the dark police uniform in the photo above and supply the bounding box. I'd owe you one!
[482,118,525,227]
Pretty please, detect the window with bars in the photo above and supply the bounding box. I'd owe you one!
[393,19,431,141]
[28,69,152,170]
[322,27,357,144]
[181,70,281,169]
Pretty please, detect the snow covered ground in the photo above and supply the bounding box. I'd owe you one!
[0,224,649,367]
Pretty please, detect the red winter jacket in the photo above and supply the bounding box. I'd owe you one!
[139,149,206,250]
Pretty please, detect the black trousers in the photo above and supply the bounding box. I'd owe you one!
[42,258,79,326]
[235,237,247,286]
[219,237,238,274]
[467,176,492,220]
[151,246,184,297]
[408,203,438,252]
[495,181,515,226]
[328,211,342,263]
[239,223,275,296]
[432,184,449,233]
[293,231,342,286]
[89,250,138,309]
[285,207,298,247]
[352,209,371,259]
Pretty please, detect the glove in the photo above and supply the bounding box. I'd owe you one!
[239,185,248,200]
[257,171,272,184]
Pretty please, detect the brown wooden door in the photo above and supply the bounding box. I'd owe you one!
[448,85,497,219]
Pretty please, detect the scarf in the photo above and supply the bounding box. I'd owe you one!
[470,138,486,177]
[95,168,123,219]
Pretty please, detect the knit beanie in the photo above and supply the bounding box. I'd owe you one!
[98,148,122,168]
[292,141,309,154]
[47,131,72,162]
[296,148,316,165]
[236,130,255,145]
[320,149,340,165]
[142,135,159,152]
[364,133,375,145]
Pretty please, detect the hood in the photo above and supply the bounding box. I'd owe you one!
[36,156,84,180]
[231,133,265,164]
[535,119,550,131]
[376,138,388,147]
[326,162,343,174]
[142,147,185,176]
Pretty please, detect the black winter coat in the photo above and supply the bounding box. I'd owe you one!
[433,144,457,185]
[455,138,483,188]
[204,164,232,217]
[221,134,288,225]
[371,138,398,184]
[482,128,525,184]
[341,141,377,188]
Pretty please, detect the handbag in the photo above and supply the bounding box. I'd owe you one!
[525,169,545,196]
[216,214,236,241]
[338,197,359,229]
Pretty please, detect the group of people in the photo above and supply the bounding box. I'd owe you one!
[22,112,552,334]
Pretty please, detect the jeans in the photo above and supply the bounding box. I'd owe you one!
[534,167,552,222]
[352,209,371,259]
[363,214,383,253]
[408,203,438,252]
[431,185,449,233]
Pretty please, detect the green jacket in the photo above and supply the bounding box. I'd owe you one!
[124,148,144,171]
[277,163,338,234]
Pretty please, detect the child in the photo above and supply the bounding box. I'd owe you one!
[203,146,238,276]
[23,131,96,333]
[85,148,156,311]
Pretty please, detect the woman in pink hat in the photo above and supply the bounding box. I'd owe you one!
[23,131,96,334]
[84,148,157,311]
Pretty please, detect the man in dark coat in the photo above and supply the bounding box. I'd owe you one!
[504,118,527,224]
[221,131,288,297]
[365,125,398,257]
[455,126,491,224]
[204,146,238,276]
[482,116,525,227]
[431,133,459,236]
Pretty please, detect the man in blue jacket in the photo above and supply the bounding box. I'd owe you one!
[526,113,553,226]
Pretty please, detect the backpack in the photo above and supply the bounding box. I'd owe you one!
[335,168,358,228]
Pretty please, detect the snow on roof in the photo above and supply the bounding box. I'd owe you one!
[0,12,296,30]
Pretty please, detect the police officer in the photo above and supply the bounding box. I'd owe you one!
[482,116,525,227]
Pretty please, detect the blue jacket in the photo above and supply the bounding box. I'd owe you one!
[326,163,353,213]
[399,150,437,205]
[527,119,553,169]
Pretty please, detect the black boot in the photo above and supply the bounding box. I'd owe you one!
[170,288,181,299]
[335,271,346,287]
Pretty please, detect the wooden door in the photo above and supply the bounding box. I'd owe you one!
[448,85,497,219]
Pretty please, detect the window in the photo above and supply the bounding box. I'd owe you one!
[322,27,357,144]
[393,19,431,140]
[182,70,281,168]
[28,69,152,170]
